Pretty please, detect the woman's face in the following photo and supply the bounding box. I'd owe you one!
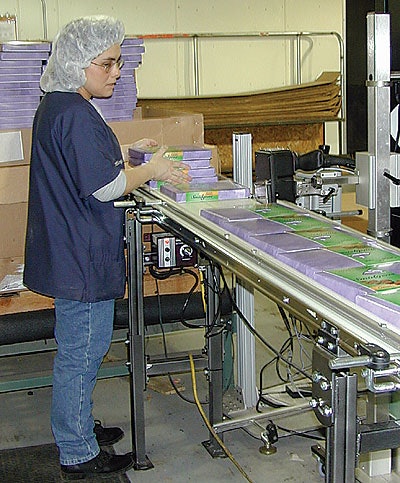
[79,43,122,100]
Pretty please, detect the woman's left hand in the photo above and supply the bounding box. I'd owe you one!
[132,138,158,149]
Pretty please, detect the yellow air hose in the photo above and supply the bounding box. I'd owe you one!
[188,353,254,483]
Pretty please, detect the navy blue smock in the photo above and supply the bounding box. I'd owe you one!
[23,92,126,302]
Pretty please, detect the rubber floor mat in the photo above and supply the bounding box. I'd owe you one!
[0,443,130,482]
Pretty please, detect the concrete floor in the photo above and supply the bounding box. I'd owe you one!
[0,292,329,482]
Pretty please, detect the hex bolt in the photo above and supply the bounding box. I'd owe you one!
[312,371,322,383]
[320,380,331,391]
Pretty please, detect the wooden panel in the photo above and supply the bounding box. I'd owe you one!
[0,272,199,317]
[205,123,324,173]
[0,291,54,316]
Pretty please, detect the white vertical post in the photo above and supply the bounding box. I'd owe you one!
[366,12,391,242]
[233,132,253,189]
[356,12,392,481]
[232,132,258,408]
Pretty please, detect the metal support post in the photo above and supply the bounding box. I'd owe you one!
[202,263,225,457]
[366,12,392,242]
[311,322,400,482]
[232,132,258,408]
[311,342,358,483]
[125,209,153,470]
[325,372,358,482]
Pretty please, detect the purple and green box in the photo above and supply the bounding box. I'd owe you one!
[278,248,363,278]
[328,243,400,266]
[356,290,400,326]
[160,180,250,203]
[248,232,323,257]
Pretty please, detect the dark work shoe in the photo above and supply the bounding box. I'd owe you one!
[60,449,133,480]
[94,419,124,446]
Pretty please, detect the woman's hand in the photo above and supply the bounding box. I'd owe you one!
[148,147,191,184]
[132,138,158,149]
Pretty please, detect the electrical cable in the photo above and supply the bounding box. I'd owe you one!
[179,267,206,329]
[250,298,314,409]
[276,336,294,383]
[189,353,254,483]
[216,261,312,381]
[202,266,224,337]
[274,423,325,442]
[153,278,207,405]
[201,264,230,338]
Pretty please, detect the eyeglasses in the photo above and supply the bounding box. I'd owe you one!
[90,58,124,73]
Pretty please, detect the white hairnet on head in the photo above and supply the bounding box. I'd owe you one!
[41,15,125,93]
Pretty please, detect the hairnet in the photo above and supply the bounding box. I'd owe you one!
[40,15,125,93]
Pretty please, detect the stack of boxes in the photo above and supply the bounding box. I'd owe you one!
[0,36,144,131]
[127,144,249,202]
[128,144,217,187]
[0,41,50,129]
[92,37,144,121]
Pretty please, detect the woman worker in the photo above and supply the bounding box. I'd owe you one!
[23,15,189,480]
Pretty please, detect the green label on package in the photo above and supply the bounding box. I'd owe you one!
[297,228,360,247]
[328,244,400,266]
[164,151,184,161]
[250,204,299,218]
[269,215,330,231]
[186,191,219,202]
[370,289,400,307]
[328,266,400,292]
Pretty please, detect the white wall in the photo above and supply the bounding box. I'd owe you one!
[1,0,345,148]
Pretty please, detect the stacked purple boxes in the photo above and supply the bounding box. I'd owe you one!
[126,145,249,202]
[163,145,218,184]
[92,37,144,121]
[128,145,218,188]
[200,204,400,325]
[0,41,50,129]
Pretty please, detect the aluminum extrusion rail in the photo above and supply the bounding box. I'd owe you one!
[133,188,400,357]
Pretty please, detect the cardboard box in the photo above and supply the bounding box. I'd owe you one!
[0,128,32,167]
[0,202,28,259]
[0,256,24,285]
[0,110,205,313]
[0,108,203,167]
[110,107,204,148]
[0,164,29,204]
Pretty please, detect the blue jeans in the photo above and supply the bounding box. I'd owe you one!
[52,298,115,465]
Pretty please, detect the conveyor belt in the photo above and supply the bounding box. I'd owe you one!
[131,187,400,357]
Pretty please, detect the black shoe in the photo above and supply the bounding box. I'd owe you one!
[60,449,133,480]
[94,420,124,446]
